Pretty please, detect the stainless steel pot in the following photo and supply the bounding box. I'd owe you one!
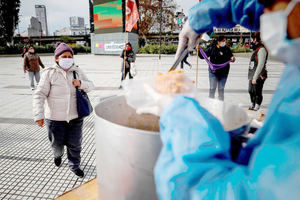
[95,95,162,200]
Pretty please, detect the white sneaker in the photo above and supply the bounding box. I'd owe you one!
[31,87,35,90]
[254,104,260,111]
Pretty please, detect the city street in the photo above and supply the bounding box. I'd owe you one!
[0,53,284,199]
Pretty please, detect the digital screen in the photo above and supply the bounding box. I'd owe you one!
[93,0,123,34]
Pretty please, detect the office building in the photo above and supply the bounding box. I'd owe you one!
[28,17,42,37]
[35,5,49,36]
[70,17,85,28]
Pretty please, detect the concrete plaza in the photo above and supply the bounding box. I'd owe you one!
[0,53,284,199]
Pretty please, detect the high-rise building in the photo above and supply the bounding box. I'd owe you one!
[35,5,48,36]
[70,17,85,28]
[28,17,42,37]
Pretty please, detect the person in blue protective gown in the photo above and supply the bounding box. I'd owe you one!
[154,0,300,199]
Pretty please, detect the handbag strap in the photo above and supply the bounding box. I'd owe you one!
[72,71,79,90]
[199,48,231,70]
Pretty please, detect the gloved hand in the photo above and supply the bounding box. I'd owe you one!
[175,21,201,60]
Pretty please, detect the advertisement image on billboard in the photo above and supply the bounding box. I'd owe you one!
[93,0,123,34]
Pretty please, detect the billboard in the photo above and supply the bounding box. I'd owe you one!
[93,0,123,34]
[91,0,139,55]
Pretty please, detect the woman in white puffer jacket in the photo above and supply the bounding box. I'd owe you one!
[33,43,94,178]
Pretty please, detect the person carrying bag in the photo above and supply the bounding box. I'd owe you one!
[33,42,94,178]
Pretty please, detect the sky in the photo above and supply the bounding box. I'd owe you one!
[18,0,198,35]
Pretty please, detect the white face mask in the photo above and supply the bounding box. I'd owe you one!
[220,41,226,47]
[59,58,74,70]
[260,0,300,66]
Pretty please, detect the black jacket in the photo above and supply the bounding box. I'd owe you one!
[199,45,233,76]
[121,49,136,63]
[120,49,136,71]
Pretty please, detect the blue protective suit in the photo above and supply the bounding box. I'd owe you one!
[154,0,300,199]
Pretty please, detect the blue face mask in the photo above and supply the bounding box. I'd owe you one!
[260,0,300,66]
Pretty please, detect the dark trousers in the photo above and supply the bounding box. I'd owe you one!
[121,67,133,81]
[209,71,229,101]
[248,78,265,106]
[180,57,191,69]
[46,117,83,171]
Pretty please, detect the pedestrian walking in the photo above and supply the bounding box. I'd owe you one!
[198,36,235,100]
[248,32,268,111]
[23,45,45,90]
[32,42,94,178]
[180,53,192,69]
[120,42,136,88]
[21,46,26,58]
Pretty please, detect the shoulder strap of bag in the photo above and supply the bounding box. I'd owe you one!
[254,44,268,63]
[73,71,77,79]
[72,71,79,90]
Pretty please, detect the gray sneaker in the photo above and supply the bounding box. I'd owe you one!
[254,104,260,111]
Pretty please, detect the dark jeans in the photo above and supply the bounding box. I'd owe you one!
[209,71,229,101]
[180,57,191,69]
[248,78,265,106]
[46,117,83,171]
[121,67,133,81]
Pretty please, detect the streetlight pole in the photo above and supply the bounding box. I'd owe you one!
[12,15,15,45]
[39,21,42,46]
[159,0,162,60]
[84,24,88,54]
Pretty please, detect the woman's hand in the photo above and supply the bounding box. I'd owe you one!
[72,80,81,87]
[36,119,44,127]
[252,79,257,85]
[231,56,236,62]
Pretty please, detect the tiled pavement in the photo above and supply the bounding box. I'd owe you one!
[0,53,284,199]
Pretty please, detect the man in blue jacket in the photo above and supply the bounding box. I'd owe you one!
[155,0,300,199]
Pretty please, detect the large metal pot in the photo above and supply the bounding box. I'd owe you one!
[95,95,162,200]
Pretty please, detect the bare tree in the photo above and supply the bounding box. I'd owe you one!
[139,0,177,44]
